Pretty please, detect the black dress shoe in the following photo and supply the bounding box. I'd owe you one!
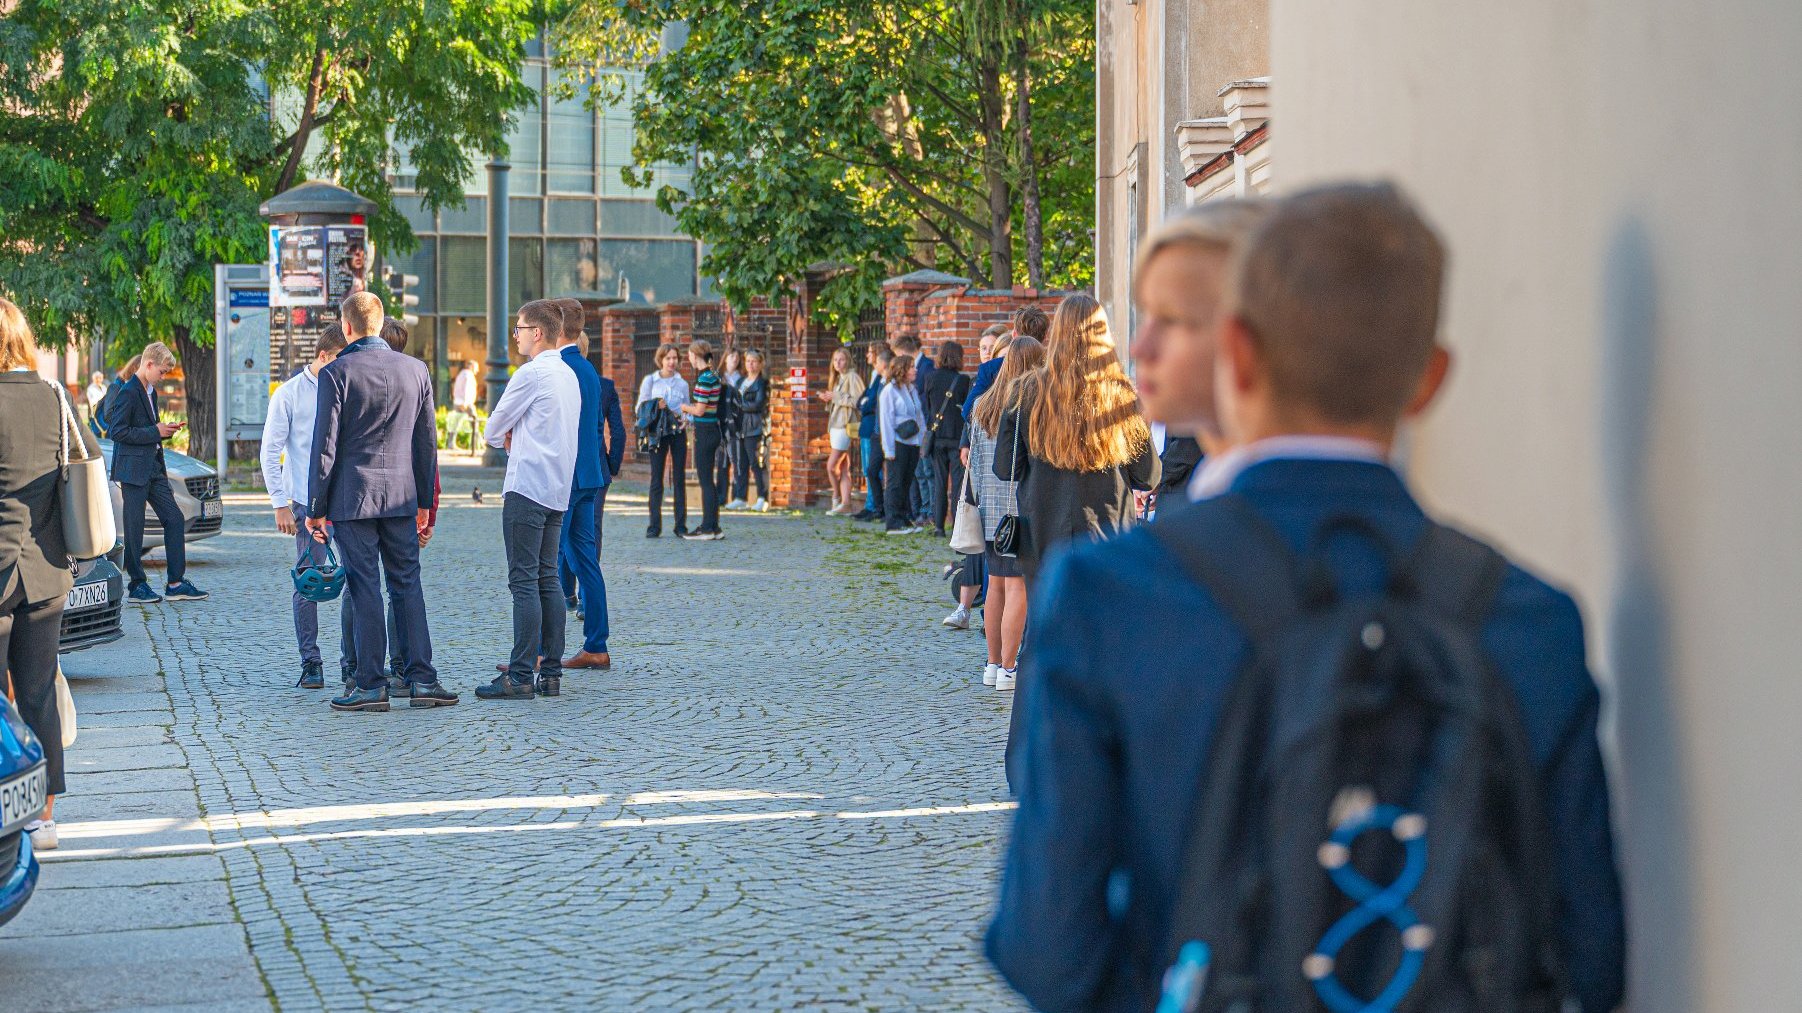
[385,671,407,696]
[536,674,561,698]
[565,595,579,611]
[475,674,535,700]
[645,527,661,538]
[408,681,460,708]
[297,661,325,690]
[672,526,690,537]
[330,684,390,713]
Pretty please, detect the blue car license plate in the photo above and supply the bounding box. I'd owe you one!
[0,764,47,837]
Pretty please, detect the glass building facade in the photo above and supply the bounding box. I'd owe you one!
[382,63,704,394]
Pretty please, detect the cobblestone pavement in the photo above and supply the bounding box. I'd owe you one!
[19,472,1025,1011]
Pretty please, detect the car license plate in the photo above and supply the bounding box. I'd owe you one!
[65,582,108,610]
[0,764,47,837]
[201,499,222,519]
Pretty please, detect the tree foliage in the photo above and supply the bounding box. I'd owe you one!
[0,0,538,457]
[555,0,1093,335]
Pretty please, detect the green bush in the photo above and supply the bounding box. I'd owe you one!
[437,405,488,451]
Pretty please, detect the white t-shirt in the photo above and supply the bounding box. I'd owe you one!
[452,368,478,410]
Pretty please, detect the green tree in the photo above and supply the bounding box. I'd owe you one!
[0,0,538,459]
[555,0,1093,332]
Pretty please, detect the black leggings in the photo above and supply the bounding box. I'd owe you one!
[883,443,921,530]
[929,444,964,533]
[2,581,67,795]
[692,423,723,533]
[732,431,768,502]
[647,433,688,533]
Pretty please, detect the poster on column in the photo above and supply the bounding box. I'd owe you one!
[268,226,326,306]
[324,226,371,304]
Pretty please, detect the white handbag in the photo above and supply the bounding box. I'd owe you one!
[48,379,117,559]
[949,469,985,556]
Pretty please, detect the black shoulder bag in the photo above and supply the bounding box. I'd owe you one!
[992,405,1024,556]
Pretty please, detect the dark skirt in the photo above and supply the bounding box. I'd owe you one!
[985,542,1023,579]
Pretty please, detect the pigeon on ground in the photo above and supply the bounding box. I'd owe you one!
[472,486,483,504]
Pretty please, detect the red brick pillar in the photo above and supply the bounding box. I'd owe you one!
[600,305,658,418]
[883,270,971,347]
[768,271,840,508]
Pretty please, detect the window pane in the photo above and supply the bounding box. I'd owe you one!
[385,237,437,314]
[445,317,489,379]
[509,238,544,308]
[440,197,487,234]
[547,199,597,236]
[547,238,601,295]
[509,197,543,234]
[441,237,488,314]
[507,64,545,196]
[599,239,696,304]
[393,195,435,234]
[548,66,597,194]
[601,199,680,237]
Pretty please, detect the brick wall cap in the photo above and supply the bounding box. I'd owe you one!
[601,304,660,317]
[883,269,972,288]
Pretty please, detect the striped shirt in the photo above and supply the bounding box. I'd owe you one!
[691,368,721,423]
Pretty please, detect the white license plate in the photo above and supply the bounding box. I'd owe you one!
[65,581,108,610]
[0,765,47,837]
[201,499,222,519]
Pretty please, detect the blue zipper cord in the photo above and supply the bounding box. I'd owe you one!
[1156,940,1212,1013]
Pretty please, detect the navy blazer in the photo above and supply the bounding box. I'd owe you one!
[103,376,166,487]
[857,376,884,439]
[913,353,935,394]
[960,356,1005,449]
[307,337,438,521]
[561,345,625,489]
[986,459,1625,1013]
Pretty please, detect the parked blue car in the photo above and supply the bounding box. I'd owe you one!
[0,697,46,927]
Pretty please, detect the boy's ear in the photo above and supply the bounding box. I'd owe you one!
[1405,345,1453,418]
[1219,315,1262,396]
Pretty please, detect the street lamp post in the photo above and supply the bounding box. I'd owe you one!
[482,158,511,467]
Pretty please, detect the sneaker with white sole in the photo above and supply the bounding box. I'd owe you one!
[943,606,970,630]
[752,498,769,512]
[994,667,1017,691]
[25,819,57,851]
[723,499,748,510]
[982,663,998,687]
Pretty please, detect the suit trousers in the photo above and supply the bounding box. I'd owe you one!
[647,433,688,534]
[692,423,723,533]
[557,486,609,655]
[334,515,435,690]
[504,492,565,681]
[559,484,607,597]
[121,471,186,586]
[1,576,67,795]
[928,444,963,533]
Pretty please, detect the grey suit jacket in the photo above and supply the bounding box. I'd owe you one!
[307,338,438,521]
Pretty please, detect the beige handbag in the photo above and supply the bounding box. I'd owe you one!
[949,470,985,556]
[54,664,77,749]
[48,379,116,560]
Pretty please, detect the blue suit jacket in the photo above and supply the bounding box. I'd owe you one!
[913,353,935,394]
[986,459,1625,1013]
[560,345,625,489]
[857,376,884,439]
[104,377,166,487]
[307,337,438,521]
[960,357,1005,447]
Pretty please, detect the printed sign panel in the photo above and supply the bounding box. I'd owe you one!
[269,226,326,306]
[223,279,272,441]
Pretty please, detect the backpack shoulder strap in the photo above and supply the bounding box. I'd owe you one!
[1147,494,1306,641]
[1402,522,1509,626]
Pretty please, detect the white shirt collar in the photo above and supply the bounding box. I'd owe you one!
[1188,435,1390,501]
[532,347,563,363]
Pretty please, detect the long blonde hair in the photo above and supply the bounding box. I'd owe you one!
[0,298,38,372]
[1024,294,1149,471]
[972,336,1045,437]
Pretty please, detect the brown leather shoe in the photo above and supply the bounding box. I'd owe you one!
[563,651,612,670]
[494,657,543,673]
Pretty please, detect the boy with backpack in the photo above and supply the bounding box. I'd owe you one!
[985,183,1624,1013]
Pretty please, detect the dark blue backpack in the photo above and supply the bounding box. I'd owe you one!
[1149,495,1566,1013]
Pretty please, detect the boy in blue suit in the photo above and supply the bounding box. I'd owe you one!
[553,298,625,671]
[986,185,1625,1013]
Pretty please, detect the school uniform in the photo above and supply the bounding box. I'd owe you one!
[878,381,926,531]
[985,455,1626,1013]
[857,374,885,516]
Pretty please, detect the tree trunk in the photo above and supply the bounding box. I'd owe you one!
[170,325,215,463]
[276,47,328,195]
[1014,30,1045,289]
[977,59,1014,289]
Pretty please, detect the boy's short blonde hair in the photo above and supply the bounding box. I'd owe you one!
[340,291,385,339]
[142,341,177,369]
[1227,182,1445,425]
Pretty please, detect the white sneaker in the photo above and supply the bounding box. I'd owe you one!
[884,527,912,536]
[943,606,971,630]
[752,499,769,512]
[994,668,1017,692]
[723,499,748,510]
[25,819,58,851]
[982,663,998,686]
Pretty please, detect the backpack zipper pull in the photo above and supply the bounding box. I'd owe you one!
[1157,940,1212,1013]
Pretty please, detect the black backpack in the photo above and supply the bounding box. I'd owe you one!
[1148,495,1566,1013]
[715,377,743,433]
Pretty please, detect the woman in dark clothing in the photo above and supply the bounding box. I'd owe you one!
[993,293,1160,584]
[0,297,102,851]
[920,340,972,537]
[732,349,772,510]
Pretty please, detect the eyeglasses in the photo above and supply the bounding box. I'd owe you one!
[511,325,541,338]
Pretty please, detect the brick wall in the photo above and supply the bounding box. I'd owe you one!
[883,270,970,342]
[767,272,838,508]
[917,287,1071,367]
[599,304,660,424]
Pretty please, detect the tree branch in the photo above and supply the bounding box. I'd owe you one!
[275,47,329,194]
[884,165,990,238]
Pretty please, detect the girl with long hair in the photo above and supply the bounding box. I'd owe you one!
[992,293,1159,583]
[878,353,926,533]
[636,343,691,537]
[818,345,866,514]
[731,349,771,510]
[967,335,1045,691]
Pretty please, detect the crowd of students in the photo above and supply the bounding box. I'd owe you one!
[632,339,772,540]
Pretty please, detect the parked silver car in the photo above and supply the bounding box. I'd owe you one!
[96,440,224,549]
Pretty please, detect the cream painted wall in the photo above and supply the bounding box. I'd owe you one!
[1274,2,1802,1008]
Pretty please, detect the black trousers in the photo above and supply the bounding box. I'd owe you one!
[1,578,66,795]
[732,431,769,502]
[692,423,723,533]
[334,515,435,690]
[883,443,921,530]
[714,431,733,502]
[121,471,185,586]
[929,444,964,533]
[503,492,565,681]
[647,432,688,534]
